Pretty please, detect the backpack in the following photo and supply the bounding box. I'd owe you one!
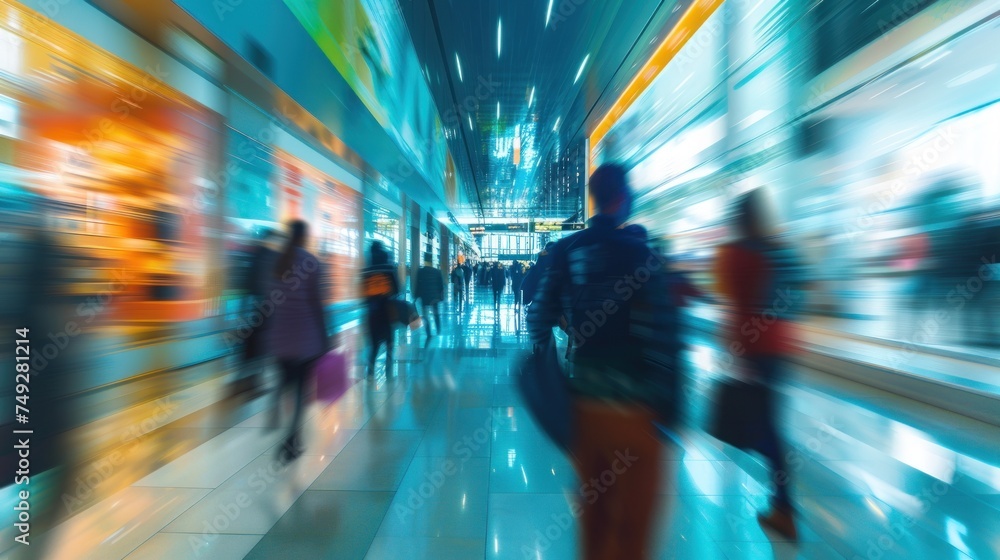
[362,269,394,298]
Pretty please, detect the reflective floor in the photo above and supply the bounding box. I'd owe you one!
[12,289,1000,559]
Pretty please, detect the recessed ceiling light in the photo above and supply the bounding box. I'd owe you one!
[497,18,502,58]
[546,0,554,27]
[468,115,474,130]
[574,54,590,84]
[947,64,996,88]
[456,53,463,82]
[497,101,500,120]
[528,86,535,108]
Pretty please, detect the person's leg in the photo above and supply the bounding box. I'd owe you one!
[612,411,662,560]
[572,402,611,560]
[421,301,433,338]
[385,332,395,374]
[367,330,379,376]
[286,360,308,448]
[433,301,441,334]
[750,356,797,538]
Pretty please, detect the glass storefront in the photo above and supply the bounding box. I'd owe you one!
[3,1,222,323]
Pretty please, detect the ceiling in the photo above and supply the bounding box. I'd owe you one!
[398,0,694,220]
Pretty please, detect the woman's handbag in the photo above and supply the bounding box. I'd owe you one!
[707,377,771,450]
[516,338,573,451]
[313,349,351,403]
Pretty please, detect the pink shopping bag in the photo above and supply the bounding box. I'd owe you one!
[313,349,351,403]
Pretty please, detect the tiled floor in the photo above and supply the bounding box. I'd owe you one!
[14,289,1000,559]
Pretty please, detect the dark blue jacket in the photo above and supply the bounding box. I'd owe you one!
[526,216,682,423]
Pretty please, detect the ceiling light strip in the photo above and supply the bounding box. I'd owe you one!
[574,54,591,84]
[588,0,725,155]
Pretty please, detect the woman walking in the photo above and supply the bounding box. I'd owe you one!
[269,220,329,463]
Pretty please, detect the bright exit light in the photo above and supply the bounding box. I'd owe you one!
[546,0,554,27]
[553,117,561,132]
[574,54,590,84]
[497,19,502,57]
[455,53,463,82]
[528,86,535,108]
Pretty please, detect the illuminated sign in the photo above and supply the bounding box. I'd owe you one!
[531,222,585,232]
[472,222,585,234]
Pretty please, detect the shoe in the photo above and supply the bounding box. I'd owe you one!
[758,509,797,541]
[276,436,304,464]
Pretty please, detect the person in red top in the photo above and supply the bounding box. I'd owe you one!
[713,189,798,540]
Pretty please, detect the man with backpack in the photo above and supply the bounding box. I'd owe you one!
[527,163,681,559]
[360,241,399,376]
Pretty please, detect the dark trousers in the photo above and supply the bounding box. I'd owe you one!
[278,359,309,444]
[747,354,792,511]
[493,289,502,308]
[367,329,394,373]
[453,285,464,311]
[422,300,441,336]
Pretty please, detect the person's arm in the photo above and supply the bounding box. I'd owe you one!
[527,251,564,350]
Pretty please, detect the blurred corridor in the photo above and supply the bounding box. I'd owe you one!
[2,0,1000,558]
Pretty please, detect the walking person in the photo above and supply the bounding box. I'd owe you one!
[416,254,444,339]
[361,241,399,376]
[269,220,329,463]
[528,164,681,560]
[461,261,472,302]
[451,262,466,314]
[491,262,507,310]
[713,188,798,539]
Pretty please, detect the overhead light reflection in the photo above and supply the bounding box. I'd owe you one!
[574,53,590,84]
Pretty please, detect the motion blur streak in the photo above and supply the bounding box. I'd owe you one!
[0,0,999,558]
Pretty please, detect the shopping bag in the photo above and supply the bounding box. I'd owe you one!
[707,377,770,450]
[392,298,422,331]
[516,339,573,451]
[313,349,351,403]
